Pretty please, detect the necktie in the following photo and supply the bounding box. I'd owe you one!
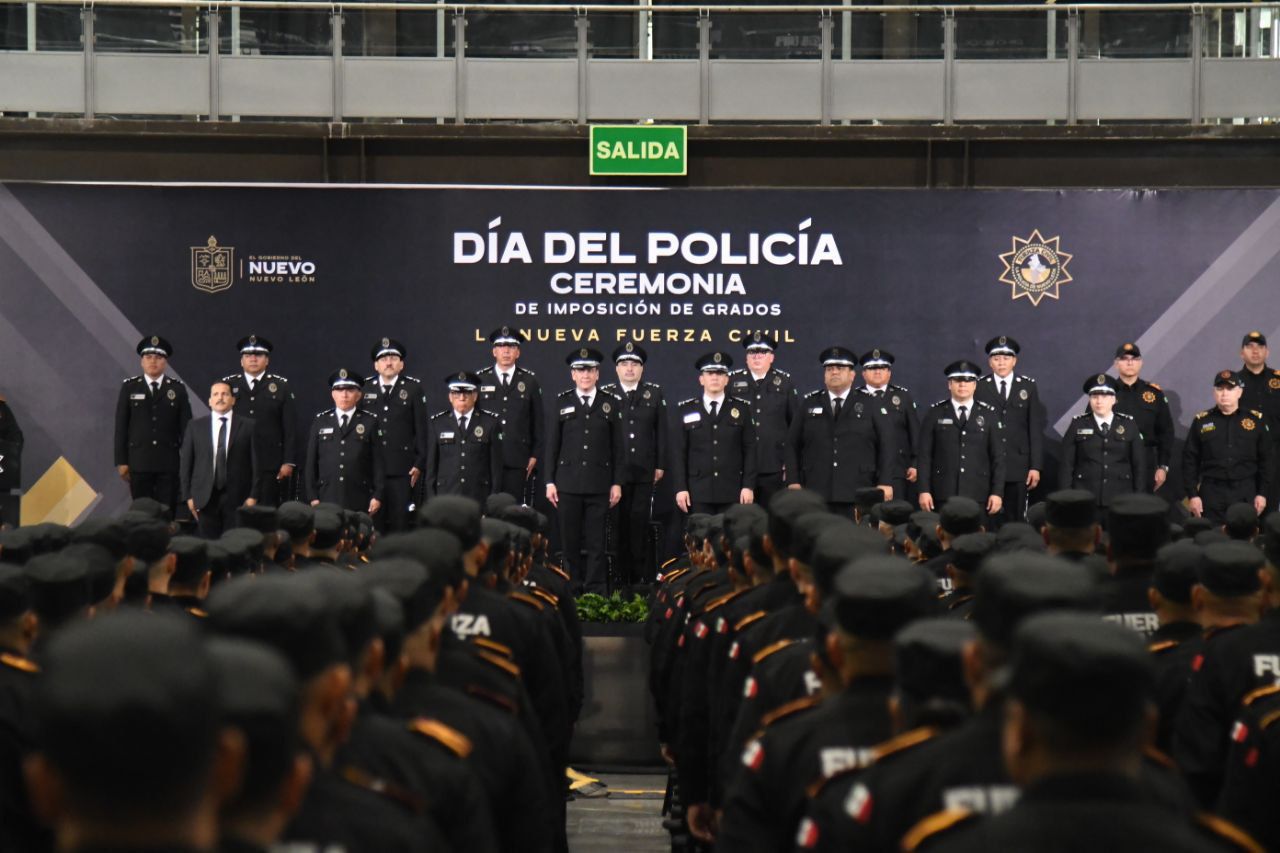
[459,415,467,432]
[582,396,590,408]
[833,396,843,418]
[1001,380,1009,401]
[958,406,969,429]
[339,413,349,431]
[709,400,719,418]
[383,385,392,395]
[150,381,160,396]
[627,389,637,405]
[1100,421,1110,436]
[502,373,510,389]
[249,378,256,392]
[214,417,228,489]
[875,389,885,398]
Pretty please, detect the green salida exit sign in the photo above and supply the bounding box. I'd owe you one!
[590,125,688,176]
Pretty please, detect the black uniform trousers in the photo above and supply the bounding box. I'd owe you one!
[195,486,241,539]
[560,491,609,594]
[253,471,293,507]
[691,501,734,515]
[500,467,529,503]
[1200,477,1257,524]
[999,480,1029,526]
[755,472,786,508]
[614,481,654,585]
[130,471,178,510]
[378,475,415,534]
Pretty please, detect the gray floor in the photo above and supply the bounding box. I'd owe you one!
[567,772,670,853]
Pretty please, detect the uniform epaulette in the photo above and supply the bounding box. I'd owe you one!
[1117,411,1135,420]
[476,649,522,679]
[1251,410,1264,419]
[557,389,575,397]
[0,653,38,674]
[465,684,518,714]
[1144,745,1176,770]
[1195,813,1265,853]
[547,563,572,582]
[221,373,239,382]
[660,556,681,569]
[661,567,690,584]
[735,610,767,632]
[600,389,622,401]
[516,365,537,377]
[805,389,826,398]
[1242,683,1280,707]
[266,373,287,381]
[314,409,332,418]
[871,726,939,762]
[356,408,377,418]
[753,637,798,665]
[901,809,977,852]
[678,397,697,406]
[1148,381,1162,390]
[1148,639,1179,654]
[773,368,791,378]
[975,400,996,411]
[365,375,379,384]
[600,384,618,393]
[890,383,911,392]
[759,694,821,728]
[476,366,495,374]
[727,395,750,405]
[1019,375,1036,382]
[473,636,513,659]
[931,399,951,408]
[704,589,745,614]
[644,380,663,389]
[508,590,545,611]
[478,407,501,419]
[430,409,453,419]
[729,368,746,375]
[408,718,474,759]
[806,762,860,798]
[401,375,421,383]
[185,606,208,619]
[1196,410,1210,420]
[341,765,426,815]
[530,586,560,608]
[1273,369,1280,377]
[124,375,142,383]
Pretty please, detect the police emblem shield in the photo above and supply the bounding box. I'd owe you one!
[1142,391,1156,403]
[1115,424,1125,435]
[268,382,278,393]
[474,425,484,438]
[517,381,526,393]
[1019,388,1028,401]
[602,402,611,414]
[356,423,366,435]
[191,236,234,294]
[1243,418,1257,431]
[399,389,408,400]
[730,407,740,419]
[643,389,651,400]
[891,395,901,406]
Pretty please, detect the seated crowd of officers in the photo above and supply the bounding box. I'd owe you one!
[0,492,583,852]
[648,486,1280,851]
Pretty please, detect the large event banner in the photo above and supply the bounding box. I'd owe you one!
[1,182,1278,521]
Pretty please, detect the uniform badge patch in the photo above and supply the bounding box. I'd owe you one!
[1142,391,1156,403]
[517,381,526,393]
[1243,418,1257,431]
[891,395,901,406]
[998,229,1074,306]
[854,401,864,414]
[602,402,611,414]
[1271,378,1280,390]
[773,375,781,386]
[643,389,651,400]
[269,382,278,393]
[166,389,176,400]
[356,423,366,435]
[1115,424,1125,435]
[1018,388,1028,401]
[730,407,740,419]
[975,415,985,428]
[474,426,484,437]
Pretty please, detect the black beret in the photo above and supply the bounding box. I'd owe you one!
[1009,612,1153,740]
[939,498,983,536]
[950,532,997,574]
[1224,502,1260,541]
[60,543,118,606]
[894,618,975,705]
[972,554,1099,648]
[277,502,316,539]
[793,513,849,567]
[0,564,30,621]
[419,496,482,550]
[0,528,34,566]
[302,573,377,664]
[28,523,71,556]
[120,515,172,564]
[484,493,518,517]
[359,558,441,630]
[1194,530,1231,548]
[1182,517,1216,538]
[235,504,281,534]
[830,557,936,639]
[685,513,713,543]
[1197,541,1264,597]
[169,536,210,588]
[1025,502,1047,531]
[879,501,915,528]
[25,553,91,626]
[766,489,830,557]
[1153,541,1202,605]
[499,505,539,534]
[220,529,264,573]
[368,530,465,592]
[993,523,1045,554]
[206,576,346,680]
[127,497,171,521]
[310,511,345,551]
[207,635,298,725]
[369,588,406,663]
[1106,494,1170,554]
[1264,513,1280,569]
[71,518,129,562]
[32,611,218,807]
[723,504,768,544]
[1044,489,1098,529]
[854,487,886,510]
[907,511,939,543]
[810,523,887,596]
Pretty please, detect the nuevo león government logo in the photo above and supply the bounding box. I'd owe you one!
[192,236,235,294]
[998,229,1073,307]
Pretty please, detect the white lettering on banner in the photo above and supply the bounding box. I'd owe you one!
[450,613,492,638]
[247,261,316,275]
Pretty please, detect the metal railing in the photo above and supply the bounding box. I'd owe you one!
[0,3,1278,123]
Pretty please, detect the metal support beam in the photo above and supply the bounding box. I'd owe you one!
[209,6,221,119]
[454,11,466,124]
[1067,10,1078,124]
[331,10,344,122]
[576,13,589,124]
[698,11,710,126]
[82,6,94,119]
[942,10,954,125]
[819,13,832,126]
[1191,8,1204,123]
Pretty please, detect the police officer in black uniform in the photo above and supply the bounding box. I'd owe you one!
[364,337,429,533]
[1239,331,1280,513]
[425,372,502,503]
[671,351,758,515]
[114,335,192,509]
[728,332,798,507]
[787,346,895,515]
[1112,342,1176,493]
[1059,374,1146,511]
[1183,370,1272,524]
[545,348,624,595]
[601,342,668,586]
[222,335,299,507]
[974,336,1043,522]
[476,325,544,502]
[304,369,384,515]
[859,348,920,506]
[917,360,1006,519]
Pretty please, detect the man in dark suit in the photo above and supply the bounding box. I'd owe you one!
[425,372,502,502]
[222,335,298,507]
[364,337,430,533]
[180,381,262,538]
[1059,374,1145,511]
[476,325,544,502]
[304,369,384,514]
[546,348,624,594]
[671,352,757,514]
[974,335,1044,522]
[600,342,668,586]
[917,360,1006,519]
[114,335,193,510]
[787,346,895,515]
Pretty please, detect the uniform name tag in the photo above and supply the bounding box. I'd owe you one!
[938,418,953,425]
[808,407,825,415]
[1201,423,1216,433]
[130,393,146,400]
[480,385,497,393]
[559,406,576,416]
[683,412,702,424]
[319,427,334,435]
[440,431,455,440]
[364,393,378,400]
[1077,429,1094,436]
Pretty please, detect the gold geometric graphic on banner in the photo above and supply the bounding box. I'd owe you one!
[998,229,1074,307]
[20,457,98,526]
